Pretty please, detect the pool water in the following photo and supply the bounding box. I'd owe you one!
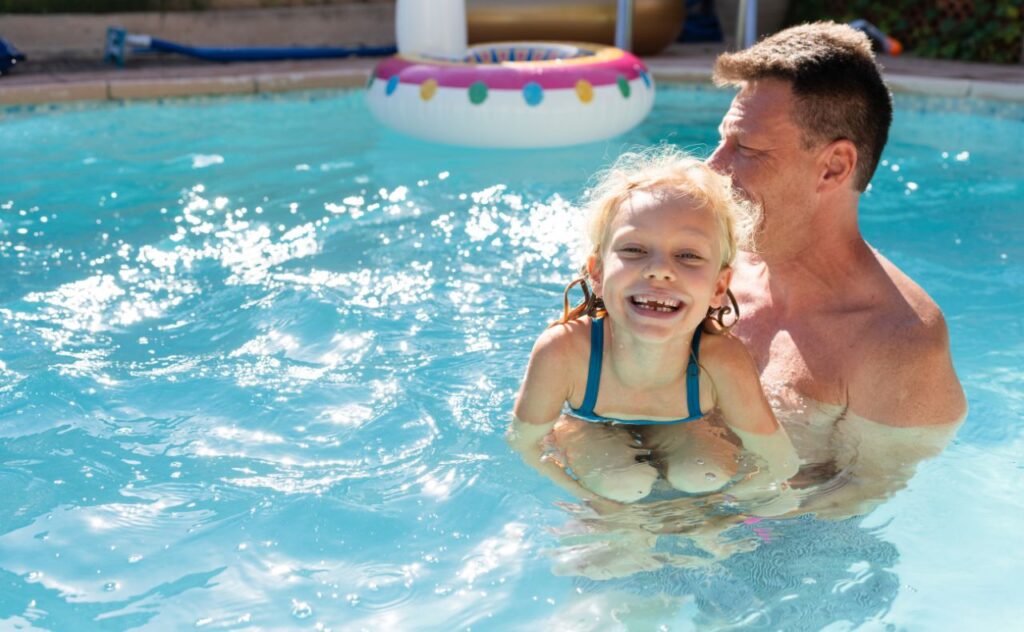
[0,86,1021,630]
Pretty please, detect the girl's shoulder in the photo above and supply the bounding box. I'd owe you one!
[697,330,764,412]
[698,329,758,377]
[532,317,596,362]
[523,318,594,411]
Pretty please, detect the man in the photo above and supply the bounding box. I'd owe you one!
[707,22,967,516]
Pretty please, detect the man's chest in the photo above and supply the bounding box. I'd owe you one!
[732,301,861,410]
[732,305,862,466]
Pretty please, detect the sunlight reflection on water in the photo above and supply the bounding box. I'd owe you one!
[0,88,1021,630]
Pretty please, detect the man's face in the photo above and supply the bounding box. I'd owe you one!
[707,79,822,251]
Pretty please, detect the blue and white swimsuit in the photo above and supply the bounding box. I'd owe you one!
[567,317,705,425]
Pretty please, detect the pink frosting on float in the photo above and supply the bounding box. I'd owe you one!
[373,47,647,90]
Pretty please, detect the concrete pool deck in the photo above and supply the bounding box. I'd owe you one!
[2,42,1023,107]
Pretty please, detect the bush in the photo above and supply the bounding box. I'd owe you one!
[0,0,208,12]
[787,0,1023,64]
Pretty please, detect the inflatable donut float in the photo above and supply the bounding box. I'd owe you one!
[366,41,655,148]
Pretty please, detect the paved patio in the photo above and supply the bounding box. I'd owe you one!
[2,42,1023,106]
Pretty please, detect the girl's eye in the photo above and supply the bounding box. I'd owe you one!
[677,252,703,261]
[620,247,645,254]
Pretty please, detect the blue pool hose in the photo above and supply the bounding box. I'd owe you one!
[105,27,395,65]
[142,38,397,62]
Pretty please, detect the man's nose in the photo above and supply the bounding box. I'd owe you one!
[707,143,731,174]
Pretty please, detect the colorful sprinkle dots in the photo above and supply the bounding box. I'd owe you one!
[575,80,594,104]
[522,82,543,107]
[385,75,400,96]
[367,75,376,89]
[617,76,631,98]
[420,79,438,101]
[639,69,652,88]
[469,81,488,105]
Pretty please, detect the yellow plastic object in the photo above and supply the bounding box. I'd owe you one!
[466,0,686,56]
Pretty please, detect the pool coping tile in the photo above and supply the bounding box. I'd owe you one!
[647,63,713,84]
[255,68,369,93]
[969,80,1024,102]
[884,75,971,98]
[0,80,109,105]
[108,76,257,100]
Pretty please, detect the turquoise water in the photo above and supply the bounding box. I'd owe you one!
[0,86,1022,630]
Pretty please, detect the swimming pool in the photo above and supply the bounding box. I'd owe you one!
[0,86,1021,630]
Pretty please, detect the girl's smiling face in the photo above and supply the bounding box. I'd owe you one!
[588,189,732,342]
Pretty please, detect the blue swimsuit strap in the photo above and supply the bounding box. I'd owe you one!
[686,325,703,420]
[574,317,704,425]
[577,317,605,415]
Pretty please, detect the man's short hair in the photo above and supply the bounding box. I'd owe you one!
[713,22,893,192]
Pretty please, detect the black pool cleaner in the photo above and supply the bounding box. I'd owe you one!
[0,37,26,75]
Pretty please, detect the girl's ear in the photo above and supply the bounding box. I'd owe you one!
[711,266,733,307]
[586,255,603,296]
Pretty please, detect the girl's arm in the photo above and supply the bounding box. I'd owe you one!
[513,325,574,425]
[509,325,605,502]
[706,335,800,484]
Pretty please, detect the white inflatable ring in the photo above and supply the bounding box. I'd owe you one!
[366,41,655,148]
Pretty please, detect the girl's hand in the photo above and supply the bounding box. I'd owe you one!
[587,496,628,516]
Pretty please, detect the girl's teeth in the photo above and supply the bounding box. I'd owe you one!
[632,296,680,310]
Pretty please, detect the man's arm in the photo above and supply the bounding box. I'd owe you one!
[801,412,961,519]
[805,309,966,518]
[852,307,967,428]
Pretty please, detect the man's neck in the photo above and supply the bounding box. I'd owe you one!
[745,199,875,312]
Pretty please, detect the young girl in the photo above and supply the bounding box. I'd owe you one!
[510,148,799,505]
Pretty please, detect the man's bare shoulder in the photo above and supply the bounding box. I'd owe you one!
[850,252,967,427]
[867,251,949,350]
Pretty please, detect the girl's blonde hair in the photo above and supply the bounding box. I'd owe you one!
[557,146,759,327]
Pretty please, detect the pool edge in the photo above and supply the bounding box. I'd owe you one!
[0,67,372,107]
[1,66,1022,108]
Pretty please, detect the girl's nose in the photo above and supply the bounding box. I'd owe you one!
[644,256,674,281]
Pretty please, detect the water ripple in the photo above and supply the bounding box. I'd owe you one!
[0,87,1020,629]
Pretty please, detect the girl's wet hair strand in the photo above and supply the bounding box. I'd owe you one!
[555,272,606,326]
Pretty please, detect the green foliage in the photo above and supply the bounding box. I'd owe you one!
[787,0,1023,64]
[0,0,208,12]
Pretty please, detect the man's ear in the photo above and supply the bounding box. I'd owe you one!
[818,139,858,193]
[586,255,603,296]
[711,266,733,307]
